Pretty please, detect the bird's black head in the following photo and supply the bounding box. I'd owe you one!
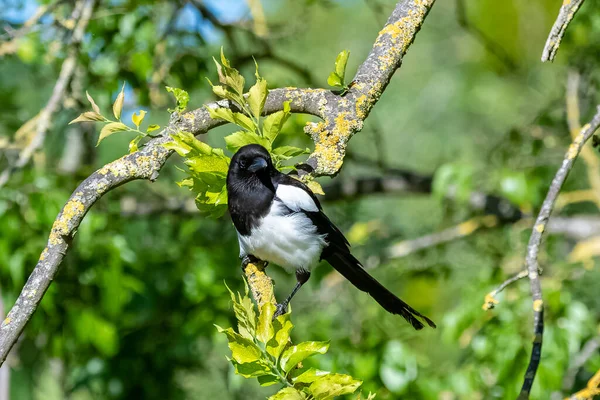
[227,144,275,189]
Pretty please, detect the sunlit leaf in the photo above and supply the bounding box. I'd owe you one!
[166,86,190,112]
[334,50,350,82]
[280,341,330,372]
[292,368,330,384]
[215,325,262,364]
[86,91,101,115]
[225,131,270,153]
[128,135,143,153]
[327,72,343,88]
[248,76,268,120]
[232,360,272,378]
[97,122,129,146]
[132,110,146,128]
[308,373,362,400]
[273,146,309,160]
[306,180,325,196]
[266,311,293,358]
[69,112,105,124]
[146,124,160,133]
[257,374,280,387]
[263,101,291,142]
[113,83,125,119]
[268,387,306,400]
[256,302,276,344]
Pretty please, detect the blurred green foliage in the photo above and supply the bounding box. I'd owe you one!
[1,0,600,399]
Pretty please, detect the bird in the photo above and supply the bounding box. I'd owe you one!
[226,144,436,330]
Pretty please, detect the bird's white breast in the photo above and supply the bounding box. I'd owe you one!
[237,200,327,272]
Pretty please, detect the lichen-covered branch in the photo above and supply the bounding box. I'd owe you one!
[0,0,436,366]
[541,0,586,62]
[304,0,435,176]
[517,106,600,399]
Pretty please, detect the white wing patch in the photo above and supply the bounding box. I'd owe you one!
[275,184,318,212]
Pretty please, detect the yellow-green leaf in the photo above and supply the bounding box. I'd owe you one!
[273,146,309,160]
[128,135,143,153]
[147,124,160,133]
[280,341,330,372]
[165,86,190,112]
[327,72,343,88]
[224,131,270,153]
[247,77,268,120]
[266,311,293,358]
[334,50,350,81]
[293,368,330,384]
[306,180,325,196]
[257,374,280,387]
[256,303,276,344]
[268,388,306,400]
[132,110,146,128]
[232,360,272,378]
[113,83,125,119]
[308,373,362,400]
[97,122,128,146]
[69,111,105,124]
[263,102,291,142]
[215,325,262,364]
[86,91,101,114]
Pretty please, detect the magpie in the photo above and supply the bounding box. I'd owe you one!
[226,144,436,330]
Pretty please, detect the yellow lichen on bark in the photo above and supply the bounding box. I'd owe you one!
[49,199,85,245]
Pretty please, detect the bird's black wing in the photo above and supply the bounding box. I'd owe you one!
[273,173,435,330]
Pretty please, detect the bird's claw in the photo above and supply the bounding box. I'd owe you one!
[241,255,266,271]
[273,303,287,319]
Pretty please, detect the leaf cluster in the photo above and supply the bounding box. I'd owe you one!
[69,84,160,152]
[217,284,368,400]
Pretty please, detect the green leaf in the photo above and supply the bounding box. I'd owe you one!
[280,341,330,372]
[334,50,350,81]
[247,77,268,120]
[224,131,271,153]
[268,388,306,400]
[306,180,325,196]
[499,171,529,206]
[263,101,291,142]
[113,83,125,120]
[206,107,255,132]
[128,135,143,153]
[266,311,293,358]
[147,124,160,133]
[256,302,276,344]
[69,112,105,124]
[232,360,272,378]
[132,110,146,128]
[166,86,190,112]
[327,72,343,88]
[215,325,262,364]
[273,146,309,160]
[257,374,281,387]
[292,368,330,385]
[308,373,362,400]
[97,122,129,146]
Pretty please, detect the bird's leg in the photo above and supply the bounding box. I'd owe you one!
[274,269,310,318]
[240,254,267,272]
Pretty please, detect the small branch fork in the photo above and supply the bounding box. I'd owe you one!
[517,106,600,399]
[0,0,437,366]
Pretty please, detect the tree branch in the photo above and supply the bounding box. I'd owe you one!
[541,0,586,62]
[0,0,96,188]
[517,106,600,399]
[0,0,436,365]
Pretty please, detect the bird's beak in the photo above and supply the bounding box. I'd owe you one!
[248,157,268,172]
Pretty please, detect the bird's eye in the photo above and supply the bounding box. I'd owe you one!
[238,160,247,169]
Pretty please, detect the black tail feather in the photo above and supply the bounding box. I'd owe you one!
[326,251,436,330]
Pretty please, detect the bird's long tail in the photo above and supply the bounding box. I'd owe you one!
[326,251,436,330]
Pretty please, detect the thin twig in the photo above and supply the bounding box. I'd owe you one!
[565,70,600,208]
[541,0,586,62]
[518,106,600,399]
[387,215,498,259]
[0,0,96,188]
[482,270,528,310]
[562,336,600,394]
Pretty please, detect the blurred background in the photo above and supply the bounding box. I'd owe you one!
[1,0,600,398]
